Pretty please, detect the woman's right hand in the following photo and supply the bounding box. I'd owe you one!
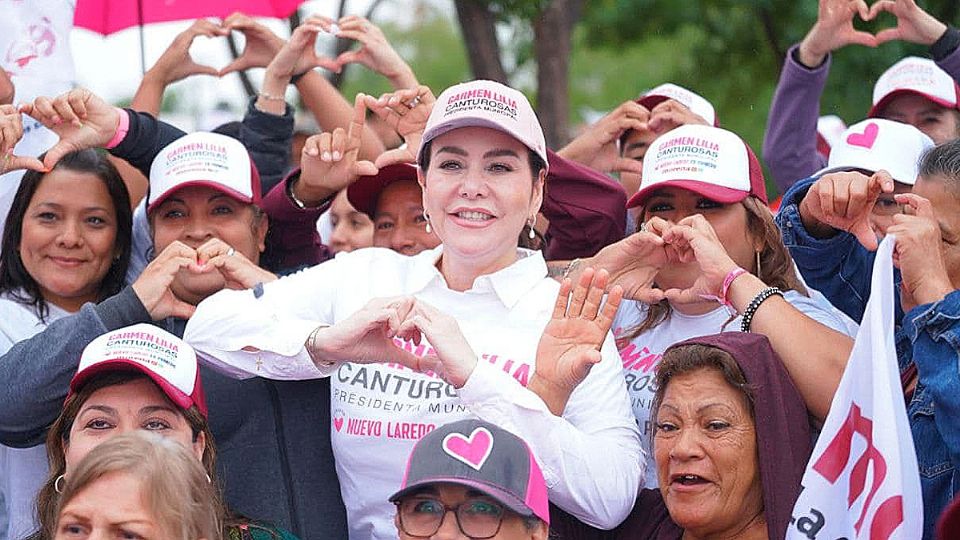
[21,88,120,170]
[798,170,895,250]
[131,241,205,320]
[0,104,44,173]
[305,296,423,368]
[146,19,223,85]
[589,219,672,303]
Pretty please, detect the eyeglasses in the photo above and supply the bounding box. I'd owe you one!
[395,496,506,538]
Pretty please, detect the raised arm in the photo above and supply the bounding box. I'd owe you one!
[131,19,223,116]
[763,0,877,192]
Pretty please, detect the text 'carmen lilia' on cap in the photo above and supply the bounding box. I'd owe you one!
[69,323,208,417]
[627,124,767,208]
[869,56,960,117]
[418,80,549,170]
[147,132,262,213]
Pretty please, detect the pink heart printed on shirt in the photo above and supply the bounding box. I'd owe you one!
[442,427,494,471]
[333,410,345,432]
[846,122,880,149]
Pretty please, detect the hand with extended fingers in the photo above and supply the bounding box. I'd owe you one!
[799,170,895,250]
[0,104,45,173]
[798,0,948,67]
[21,88,120,171]
[305,296,423,369]
[131,241,205,321]
[396,299,479,388]
[296,93,379,206]
[529,268,624,415]
[363,86,435,168]
[647,99,711,135]
[262,15,342,80]
[868,0,947,46]
[146,19,224,85]
[888,193,953,312]
[195,238,277,291]
[557,100,649,175]
[324,15,418,88]
[587,220,674,303]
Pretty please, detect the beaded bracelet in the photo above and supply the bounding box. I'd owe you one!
[257,91,286,102]
[739,287,783,333]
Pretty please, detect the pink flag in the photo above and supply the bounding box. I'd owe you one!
[788,236,922,539]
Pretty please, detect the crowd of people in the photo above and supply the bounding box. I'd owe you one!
[2,0,960,539]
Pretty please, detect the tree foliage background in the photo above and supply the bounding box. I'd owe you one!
[335,0,958,196]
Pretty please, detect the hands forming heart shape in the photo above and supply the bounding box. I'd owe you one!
[801,0,948,66]
[148,12,401,85]
[594,215,743,307]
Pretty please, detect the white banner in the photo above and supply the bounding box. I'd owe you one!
[788,236,922,540]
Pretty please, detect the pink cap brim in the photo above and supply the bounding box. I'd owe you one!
[147,180,255,214]
[68,359,207,417]
[869,89,959,118]
[626,179,749,209]
[418,117,549,172]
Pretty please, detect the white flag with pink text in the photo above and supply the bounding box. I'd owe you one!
[787,236,922,540]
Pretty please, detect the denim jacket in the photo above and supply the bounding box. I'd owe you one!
[775,175,905,324]
[899,290,960,539]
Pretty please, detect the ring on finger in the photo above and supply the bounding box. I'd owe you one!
[406,96,421,108]
[226,247,236,257]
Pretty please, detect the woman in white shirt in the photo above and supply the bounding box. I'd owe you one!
[184,80,642,540]
[556,124,855,488]
[0,148,131,540]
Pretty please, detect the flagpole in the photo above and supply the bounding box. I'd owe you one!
[137,0,146,75]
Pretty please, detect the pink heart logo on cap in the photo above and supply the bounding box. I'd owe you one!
[846,122,879,149]
[442,427,494,471]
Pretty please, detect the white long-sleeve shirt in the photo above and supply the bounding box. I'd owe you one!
[185,246,642,539]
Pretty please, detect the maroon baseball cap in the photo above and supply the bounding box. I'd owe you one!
[346,163,420,219]
[68,324,208,418]
[626,124,767,209]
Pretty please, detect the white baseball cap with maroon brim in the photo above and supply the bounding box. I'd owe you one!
[815,118,934,186]
[637,83,718,126]
[869,56,960,118]
[626,124,767,209]
[418,80,548,170]
[68,324,208,417]
[147,132,262,213]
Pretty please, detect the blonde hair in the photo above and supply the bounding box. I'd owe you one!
[55,431,222,540]
[623,196,807,339]
[37,371,220,539]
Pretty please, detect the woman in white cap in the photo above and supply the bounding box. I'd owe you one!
[33,324,299,540]
[0,82,348,535]
[553,124,854,489]
[184,80,642,539]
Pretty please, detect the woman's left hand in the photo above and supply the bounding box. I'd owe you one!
[396,299,478,388]
[530,267,623,415]
[195,238,277,290]
[888,193,953,312]
[660,215,739,305]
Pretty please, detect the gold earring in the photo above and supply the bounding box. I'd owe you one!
[528,218,536,240]
[755,250,761,278]
[424,211,432,234]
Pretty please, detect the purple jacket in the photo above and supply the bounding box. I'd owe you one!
[763,40,960,194]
